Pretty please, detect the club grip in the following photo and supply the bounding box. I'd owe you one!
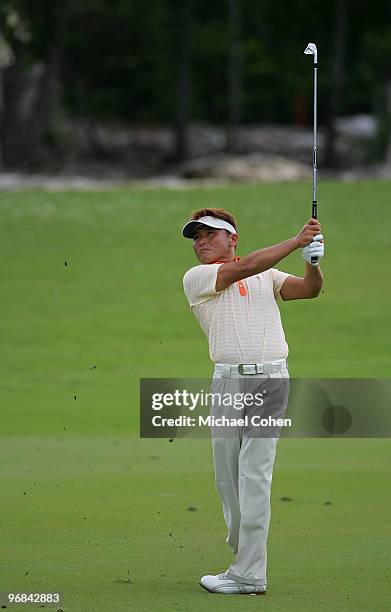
[312,200,317,219]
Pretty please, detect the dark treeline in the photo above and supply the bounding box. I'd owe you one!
[1,0,391,168]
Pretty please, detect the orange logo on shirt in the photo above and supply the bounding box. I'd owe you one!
[210,256,247,297]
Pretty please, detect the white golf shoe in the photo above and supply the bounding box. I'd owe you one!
[199,571,266,595]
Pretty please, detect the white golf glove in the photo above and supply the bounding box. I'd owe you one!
[302,234,324,266]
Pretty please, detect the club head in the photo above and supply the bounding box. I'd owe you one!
[304,42,318,63]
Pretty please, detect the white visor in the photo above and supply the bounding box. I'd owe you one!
[182,215,237,239]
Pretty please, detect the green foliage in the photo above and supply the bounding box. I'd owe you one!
[62,0,176,121]
[2,1,391,125]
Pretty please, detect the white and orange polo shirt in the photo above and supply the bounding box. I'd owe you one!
[183,264,290,364]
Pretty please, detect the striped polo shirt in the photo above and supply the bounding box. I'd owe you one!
[183,264,290,364]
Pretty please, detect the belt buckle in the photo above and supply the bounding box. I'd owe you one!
[238,363,257,375]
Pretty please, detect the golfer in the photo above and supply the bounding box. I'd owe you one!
[182,207,324,595]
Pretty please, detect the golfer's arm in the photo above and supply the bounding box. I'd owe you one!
[280,263,323,300]
[216,238,299,292]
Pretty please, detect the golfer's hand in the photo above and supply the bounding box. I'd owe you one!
[295,218,322,247]
[302,234,324,266]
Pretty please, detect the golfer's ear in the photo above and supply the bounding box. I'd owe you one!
[230,233,238,248]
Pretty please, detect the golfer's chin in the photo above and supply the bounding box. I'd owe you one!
[197,251,217,264]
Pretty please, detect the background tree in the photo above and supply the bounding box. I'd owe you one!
[174,0,193,161]
[0,27,14,168]
[0,0,390,170]
[324,0,350,168]
[1,0,71,168]
[226,0,242,152]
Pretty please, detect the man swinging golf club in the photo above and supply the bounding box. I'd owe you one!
[182,208,324,595]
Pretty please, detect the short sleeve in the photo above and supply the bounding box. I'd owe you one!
[183,264,223,307]
[271,268,290,300]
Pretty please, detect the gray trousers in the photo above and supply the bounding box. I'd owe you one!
[210,366,290,586]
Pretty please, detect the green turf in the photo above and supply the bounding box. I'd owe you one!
[2,437,390,611]
[1,181,390,610]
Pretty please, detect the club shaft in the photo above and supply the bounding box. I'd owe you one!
[312,64,318,219]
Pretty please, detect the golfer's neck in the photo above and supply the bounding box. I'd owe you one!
[209,255,236,264]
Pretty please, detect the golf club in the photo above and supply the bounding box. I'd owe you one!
[304,42,319,263]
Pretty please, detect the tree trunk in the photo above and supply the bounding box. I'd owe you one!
[0,27,15,169]
[226,0,242,153]
[24,1,70,159]
[383,79,391,169]
[324,0,350,168]
[1,0,71,168]
[174,0,193,161]
[0,68,3,169]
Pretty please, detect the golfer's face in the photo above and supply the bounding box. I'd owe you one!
[192,227,232,263]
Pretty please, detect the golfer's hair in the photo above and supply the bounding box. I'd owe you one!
[190,208,237,231]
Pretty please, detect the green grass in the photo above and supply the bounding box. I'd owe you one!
[2,437,390,611]
[1,181,390,610]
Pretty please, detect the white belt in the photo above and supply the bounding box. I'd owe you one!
[214,359,287,378]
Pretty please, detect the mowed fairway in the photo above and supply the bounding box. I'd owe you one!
[1,181,390,611]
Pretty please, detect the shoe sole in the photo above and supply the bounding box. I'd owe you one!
[199,582,266,595]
